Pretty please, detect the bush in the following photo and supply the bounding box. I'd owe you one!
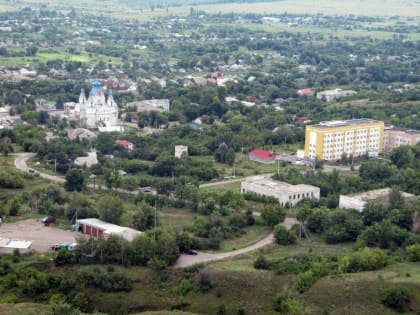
[274,293,300,314]
[406,244,420,262]
[381,287,412,312]
[274,224,296,245]
[254,255,270,270]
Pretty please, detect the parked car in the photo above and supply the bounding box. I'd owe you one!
[40,217,56,225]
[186,250,198,255]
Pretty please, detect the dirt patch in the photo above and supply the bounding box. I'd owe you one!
[0,219,79,252]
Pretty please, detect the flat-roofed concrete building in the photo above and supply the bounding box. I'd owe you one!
[316,88,357,102]
[241,175,320,207]
[304,119,384,161]
[76,218,143,241]
[384,125,420,153]
[339,188,417,212]
[127,99,170,112]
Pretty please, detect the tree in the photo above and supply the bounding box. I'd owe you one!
[225,147,235,166]
[274,224,296,245]
[0,137,13,156]
[65,169,85,192]
[227,192,246,211]
[261,204,286,227]
[132,201,158,231]
[8,197,21,216]
[390,146,415,169]
[97,194,125,224]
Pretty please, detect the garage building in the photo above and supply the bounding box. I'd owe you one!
[76,218,143,241]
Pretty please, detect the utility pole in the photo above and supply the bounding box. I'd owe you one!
[154,199,157,241]
[54,158,57,173]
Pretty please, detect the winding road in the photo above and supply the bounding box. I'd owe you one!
[14,152,137,194]
[15,153,65,183]
[174,218,299,268]
[14,153,301,268]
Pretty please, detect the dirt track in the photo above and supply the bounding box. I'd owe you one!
[0,219,78,252]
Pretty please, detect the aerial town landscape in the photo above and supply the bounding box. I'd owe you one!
[0,0,419,314]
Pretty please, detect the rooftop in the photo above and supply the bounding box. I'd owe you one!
[76,218,142,241]
[312,119,382,129]
[249,149,276,159]
[243,175,318,193]
[348,188,416,201]
[384,125,420,134]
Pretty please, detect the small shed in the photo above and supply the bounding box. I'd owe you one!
[0,238,32,254]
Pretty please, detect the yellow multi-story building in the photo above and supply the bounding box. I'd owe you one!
[304,119,384,161]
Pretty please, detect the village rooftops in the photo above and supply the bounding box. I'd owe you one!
[313,119,381,129]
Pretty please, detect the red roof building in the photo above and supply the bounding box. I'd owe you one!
[297,88,314,96]
[249,149,276,164]
[115,139,134,150]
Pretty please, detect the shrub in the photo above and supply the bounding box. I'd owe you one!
[274,293,299,314]
[274,224,296,245]
[381,287,412,312]
[254,255,270,270]
[406,244,420,262]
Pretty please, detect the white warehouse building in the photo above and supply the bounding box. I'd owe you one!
[240,175,320,207]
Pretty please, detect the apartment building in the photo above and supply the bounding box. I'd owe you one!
[383,125,420,153]
[304,119,384,161]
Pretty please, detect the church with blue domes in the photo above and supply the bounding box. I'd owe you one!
[76,81,122,132]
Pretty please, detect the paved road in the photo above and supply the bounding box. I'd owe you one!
[14,153,138,195]
[174,218,300,268]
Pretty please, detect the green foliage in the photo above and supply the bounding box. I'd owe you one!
[0,169,24,189]
[65,169,85,192]
[274,224,296,245]
[390,146,415,169]
[97,194,125,224]
[254,255,270,270]
[273,293,300,314]
[261,204,286,227]
[132,201,158,231]
[406,244,420,262]
[76,266,133,292]
[337,247,388,273]
[0,137,13,156]
[381,287,412,313]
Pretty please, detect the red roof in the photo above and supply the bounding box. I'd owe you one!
[298,88,314,96]
[249,149,275,159]
[115,140,134,149]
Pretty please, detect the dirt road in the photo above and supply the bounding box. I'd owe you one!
[14,153,138,195]
[14,152,65,184]
[174,233,274,268]
[174,218,301,268]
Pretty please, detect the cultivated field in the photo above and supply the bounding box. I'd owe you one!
[0,0,419,18]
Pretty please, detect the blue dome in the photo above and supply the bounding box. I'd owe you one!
[91,80,102,87]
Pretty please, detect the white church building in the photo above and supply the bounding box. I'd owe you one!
[76,81,122,132]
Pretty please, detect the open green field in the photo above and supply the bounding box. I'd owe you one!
[1,0,419,19]
[303,263,420,315]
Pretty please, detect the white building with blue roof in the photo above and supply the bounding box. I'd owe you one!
[76,81,122,132]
